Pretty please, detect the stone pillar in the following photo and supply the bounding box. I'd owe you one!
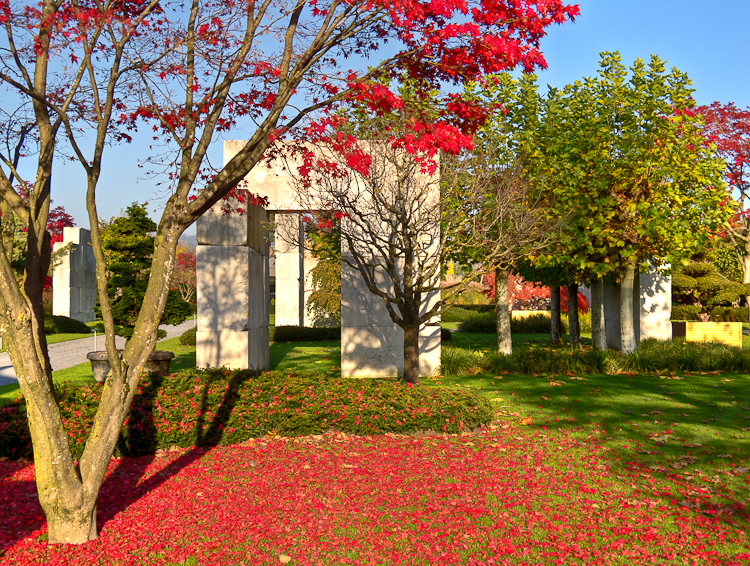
[52,227,96,322]
[196,201,269,370]
[603,264,672,350]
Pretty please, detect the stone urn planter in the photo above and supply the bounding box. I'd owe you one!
[86,350,176,383]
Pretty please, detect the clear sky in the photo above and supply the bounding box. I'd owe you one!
[50,0,750,234]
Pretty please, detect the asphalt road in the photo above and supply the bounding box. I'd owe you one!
[0,320,196,387]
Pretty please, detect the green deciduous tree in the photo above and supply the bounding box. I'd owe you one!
[537,52,730,352]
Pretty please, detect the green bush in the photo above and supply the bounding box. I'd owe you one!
[0,370,495,460]
[442,307,486,322]
[441,328,453,341]
[709,306,749,322]
[671,305,701,321]
[43,315,91,335]
[179,326,197,346]
[271,326,341,342]
[624,338,750,373]
[671,305,749,322]
[441,345,618,377]
[456,311,592,335]
[458,315,496,333]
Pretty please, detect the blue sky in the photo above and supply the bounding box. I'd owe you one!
[51,0,750,233]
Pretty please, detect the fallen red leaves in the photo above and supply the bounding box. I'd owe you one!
[1,428,748,565]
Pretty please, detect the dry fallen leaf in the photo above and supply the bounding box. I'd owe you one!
[549,380,564,386]
[519,417,533,426]
[279,555,292,564]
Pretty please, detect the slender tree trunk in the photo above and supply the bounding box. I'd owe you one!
[567,283,581,350]
[550,286,563,346]
[591,279,607,351]
[620,260,637,353]
[495,267,512,355]
[403,321,420,384]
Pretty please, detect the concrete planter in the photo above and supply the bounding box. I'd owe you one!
[671,321,743,348]
[86,350,176,383]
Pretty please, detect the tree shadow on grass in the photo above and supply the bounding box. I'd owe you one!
[452,371,750,527]
[95,369,251,533]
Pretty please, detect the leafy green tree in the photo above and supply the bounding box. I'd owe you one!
[458,73,560,354]
[305,213,342,325]
[96,203,191,339]
[537,52,730,352]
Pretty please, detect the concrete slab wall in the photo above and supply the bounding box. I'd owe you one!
[196,201,269,370]
[52,227,96,322]
[604,264,672,350]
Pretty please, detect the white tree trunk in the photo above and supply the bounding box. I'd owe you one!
[495,267,512,355]
[591,279,607,351]
[619,261,637,353]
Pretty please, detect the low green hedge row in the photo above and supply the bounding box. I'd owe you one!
[671,305,749,322]
[0,370,494,460]
[440,337,750,377]
[271,326,341,342]
[457,312,592,335]
[44,315,91,335]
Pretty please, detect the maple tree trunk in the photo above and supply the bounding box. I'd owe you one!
[402,322,420,384]
[495,267,512,355]
[619,260,637,353]
[550,286,563,346]
[590,280,607,351]
[567,283,581,351]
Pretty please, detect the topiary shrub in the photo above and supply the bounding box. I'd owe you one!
[43,315,91,335]
[179,326,197,346]
[441,328,453,341]
[672,261,750,321]
[271,326,341,342]
[0,370,495,460]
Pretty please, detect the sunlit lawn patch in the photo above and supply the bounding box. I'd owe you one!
[2,429,748,565]
[270,340,341,374]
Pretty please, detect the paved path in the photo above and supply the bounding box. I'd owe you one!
[0,320,197,387]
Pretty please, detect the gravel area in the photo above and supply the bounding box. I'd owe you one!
[0,320,196,387]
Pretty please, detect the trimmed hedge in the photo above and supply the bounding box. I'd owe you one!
[670,305,749,322]
[0,370,495,460]
[271,326,341,342]
[457,312,592,335]
[179,326,197,346]
[43,315,91,335]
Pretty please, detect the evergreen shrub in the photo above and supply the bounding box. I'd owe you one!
[271,326,341,342]
[179,326,197,346]
[43,315,91,335]
[0,370,495,460]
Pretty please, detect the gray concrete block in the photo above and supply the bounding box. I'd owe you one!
[52,228,96,322]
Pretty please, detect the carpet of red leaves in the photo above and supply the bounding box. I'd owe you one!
[1,427,749,565]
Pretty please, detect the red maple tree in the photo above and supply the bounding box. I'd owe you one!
[0,0,579,544]
[698,102,750,282]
